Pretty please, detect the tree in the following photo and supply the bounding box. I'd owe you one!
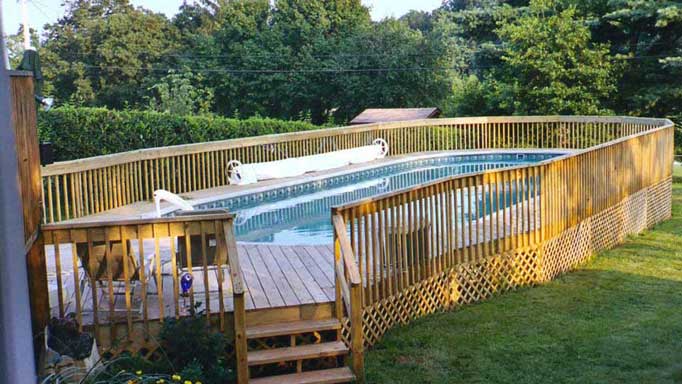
[40,0,180,108]
[187,0,456,123]
[598,0,682,118]
[147,70,214,116]
[400,10,434,33]
[488,0,618,115]
[334,17,456,120]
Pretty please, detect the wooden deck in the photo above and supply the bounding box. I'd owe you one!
[44,195,539,326]
[45,243,336,325]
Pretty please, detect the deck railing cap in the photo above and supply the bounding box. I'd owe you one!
[42,210,235,231]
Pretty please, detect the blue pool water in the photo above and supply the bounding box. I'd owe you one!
[192,152,560,245]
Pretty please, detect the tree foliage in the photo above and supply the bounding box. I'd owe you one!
[40,0,180,107]
[491,0,617,114]
[20,0,682,126]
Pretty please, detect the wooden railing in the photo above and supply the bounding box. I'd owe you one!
[330,116,673,355]
[41,116,658,223]
[332,214,363,381]
[41,212,242,351]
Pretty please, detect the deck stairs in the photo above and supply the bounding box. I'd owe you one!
[245,318,355,384]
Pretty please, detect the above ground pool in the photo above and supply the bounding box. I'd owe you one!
[190,152,562,245]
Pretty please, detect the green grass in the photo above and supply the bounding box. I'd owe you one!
[364,177,682,384]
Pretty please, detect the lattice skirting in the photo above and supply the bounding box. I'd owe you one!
[354,246,541,347]
[541,177,672,281]
[355,177,672,349]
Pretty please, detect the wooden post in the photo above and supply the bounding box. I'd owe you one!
[234,292,248,384]
[350,283,364,384]
[223,219,249,384]
[9,72,47,373]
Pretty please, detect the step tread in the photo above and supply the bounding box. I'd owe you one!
[250,367,355,384]
[248,341,348,366]
[247,319,342,339]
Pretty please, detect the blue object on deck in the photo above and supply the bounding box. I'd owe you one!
[180,272,193,294]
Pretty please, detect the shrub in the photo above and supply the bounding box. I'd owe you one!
[63,307,234,384]
[156,307,234,384]
[47,315,94,360]
[38,107,322,161]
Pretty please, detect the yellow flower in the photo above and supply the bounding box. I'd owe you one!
[196,382,202,384]
[171,375,181,381]
[156,380,166,384]
[183,381,192,384]
[136,370,143,375]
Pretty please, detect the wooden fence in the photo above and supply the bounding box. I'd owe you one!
[41,116,656,223]
[331,117,673,375]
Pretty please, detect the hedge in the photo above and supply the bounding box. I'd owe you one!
[38,107,321,162]
[672,115,682,156]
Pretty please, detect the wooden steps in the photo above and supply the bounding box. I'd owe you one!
[249,367,355,384]
[247,319,341,339]
[248,341,348,366]
[242,317,354,384]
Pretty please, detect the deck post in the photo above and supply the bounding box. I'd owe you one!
[233,292,248,384]
[223,219,249,384]
[333,231,344,323]
[350,283,365,383]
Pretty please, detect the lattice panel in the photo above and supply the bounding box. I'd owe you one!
[541,221,592,281]
[341,317,351,348]
[589,202,624,253]
[453,247,541,305]
[541,178,673,281]
[360,247,542,348]
[647,177,673,227]
[621,190,648,236]
[361,271,450,347]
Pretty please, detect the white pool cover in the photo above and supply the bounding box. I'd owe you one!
[228,138,389,185]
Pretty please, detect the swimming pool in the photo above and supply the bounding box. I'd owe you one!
[190,152,561,245]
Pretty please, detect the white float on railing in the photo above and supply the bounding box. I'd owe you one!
[228,138,389,185]
[154,189,194,217]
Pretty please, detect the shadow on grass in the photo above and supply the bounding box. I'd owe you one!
[364,270,682,384]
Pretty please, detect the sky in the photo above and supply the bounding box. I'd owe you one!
[1,0,443,36]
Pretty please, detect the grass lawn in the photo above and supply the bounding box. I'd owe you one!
[364,172,682,383]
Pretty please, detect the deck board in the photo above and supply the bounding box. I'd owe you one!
[246,245,286,308]
[268,245,316,304]
[256,246,301,307]
[281,246,331,303]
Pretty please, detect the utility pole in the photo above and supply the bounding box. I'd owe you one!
[20,0,31,49]
[0,0,38,382]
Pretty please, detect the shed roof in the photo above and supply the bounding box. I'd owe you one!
[349,108,441,125]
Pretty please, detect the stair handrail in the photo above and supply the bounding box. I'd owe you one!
[332,212,364,383]
[222,220,248,384]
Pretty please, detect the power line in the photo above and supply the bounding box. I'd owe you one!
[61,42,676,61]
[69,53,677,77]
[79,65,462,74]
[27,0,53,22]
